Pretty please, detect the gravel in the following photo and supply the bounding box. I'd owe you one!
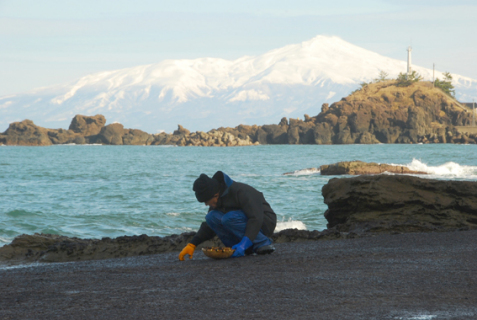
[1,230,476,320]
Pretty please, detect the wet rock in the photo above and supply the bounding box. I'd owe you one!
[0,228,352,264]
[322,175,477,233]
[0,233,223,264]
[320,161,427,175]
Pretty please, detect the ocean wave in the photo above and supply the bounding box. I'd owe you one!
[405,159,477,179]
[0,236,12,245]
[275,218,307,232]
[166,212,180,216]
[283,168,320,176]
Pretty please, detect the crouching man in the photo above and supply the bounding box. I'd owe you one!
[179,171,277,260]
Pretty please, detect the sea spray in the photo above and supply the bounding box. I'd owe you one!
[275,218,307,232]
[406,159,477,179]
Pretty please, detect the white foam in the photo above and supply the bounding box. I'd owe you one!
[406,159,477,179]
[0,262,42,271]
[0,236,12,245]
[406,315,437,320]
[166,212,180,217]
[283,168,320,176]
[275,219,307,232]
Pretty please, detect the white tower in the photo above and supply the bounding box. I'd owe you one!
[407,46,412,78]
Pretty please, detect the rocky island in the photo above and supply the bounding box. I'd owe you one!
[1,81,476,146]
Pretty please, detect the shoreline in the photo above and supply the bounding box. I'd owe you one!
[1,229,476,319]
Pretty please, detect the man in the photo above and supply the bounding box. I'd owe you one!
[179,171,277,260]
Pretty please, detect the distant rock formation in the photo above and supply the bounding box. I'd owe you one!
[69,114,106,136]
[312,81,475,144]
[2,81,477,146]
[322,175,477,234]
[0,116,257,146]
[320,161,427,175]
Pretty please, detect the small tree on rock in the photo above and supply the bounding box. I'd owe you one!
[396,71,423,87]
[434,71,455,96]
[374,70,389,83]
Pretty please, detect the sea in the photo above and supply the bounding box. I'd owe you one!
[1,144,476,247]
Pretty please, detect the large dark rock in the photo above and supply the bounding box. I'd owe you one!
[320,161,427,175]
[322,175,477,233]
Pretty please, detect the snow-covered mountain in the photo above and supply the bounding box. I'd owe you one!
[1,35,476,133]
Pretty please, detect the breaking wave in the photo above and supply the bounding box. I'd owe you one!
[283,168,320,176]
[406,159,477,179]
[275,218,307,232]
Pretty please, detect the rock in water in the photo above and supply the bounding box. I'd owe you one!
[68,114,106,136]
[322,175,477,233]
[0,120,53,146]
[320,160,427,175]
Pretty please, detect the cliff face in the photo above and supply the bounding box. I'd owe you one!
[1,81,476,146]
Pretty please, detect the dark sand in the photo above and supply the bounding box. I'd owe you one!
[1,230,476,320]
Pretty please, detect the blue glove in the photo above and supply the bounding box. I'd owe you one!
[231,236,253,257]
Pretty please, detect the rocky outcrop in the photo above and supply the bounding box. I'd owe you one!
[96,123,127,145]
[150,126,257,147]
[3,81,477,146]
[0,120,54,146]
[313,81,476,144]
[322,175,477,234]
[0,233,218,264]
[0,228,348,264]
[320,161,427,175]
[69,114,106,136]
[0,120,87,146]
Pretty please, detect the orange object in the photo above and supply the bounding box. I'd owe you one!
[202,247,235,259]
[179,243,196,261]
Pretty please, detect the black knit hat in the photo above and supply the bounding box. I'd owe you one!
[193,173,219,202]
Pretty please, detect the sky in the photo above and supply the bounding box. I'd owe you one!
[1,0,476,96]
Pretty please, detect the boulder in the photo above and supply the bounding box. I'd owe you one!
[68,114,106,136]
[173,125,190,136]
[123,129,153,145]
[322,175,477,233]
[320,161,427,175]
[0,120,52,146]
[47,128,81,144]
[96,123,125,145]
